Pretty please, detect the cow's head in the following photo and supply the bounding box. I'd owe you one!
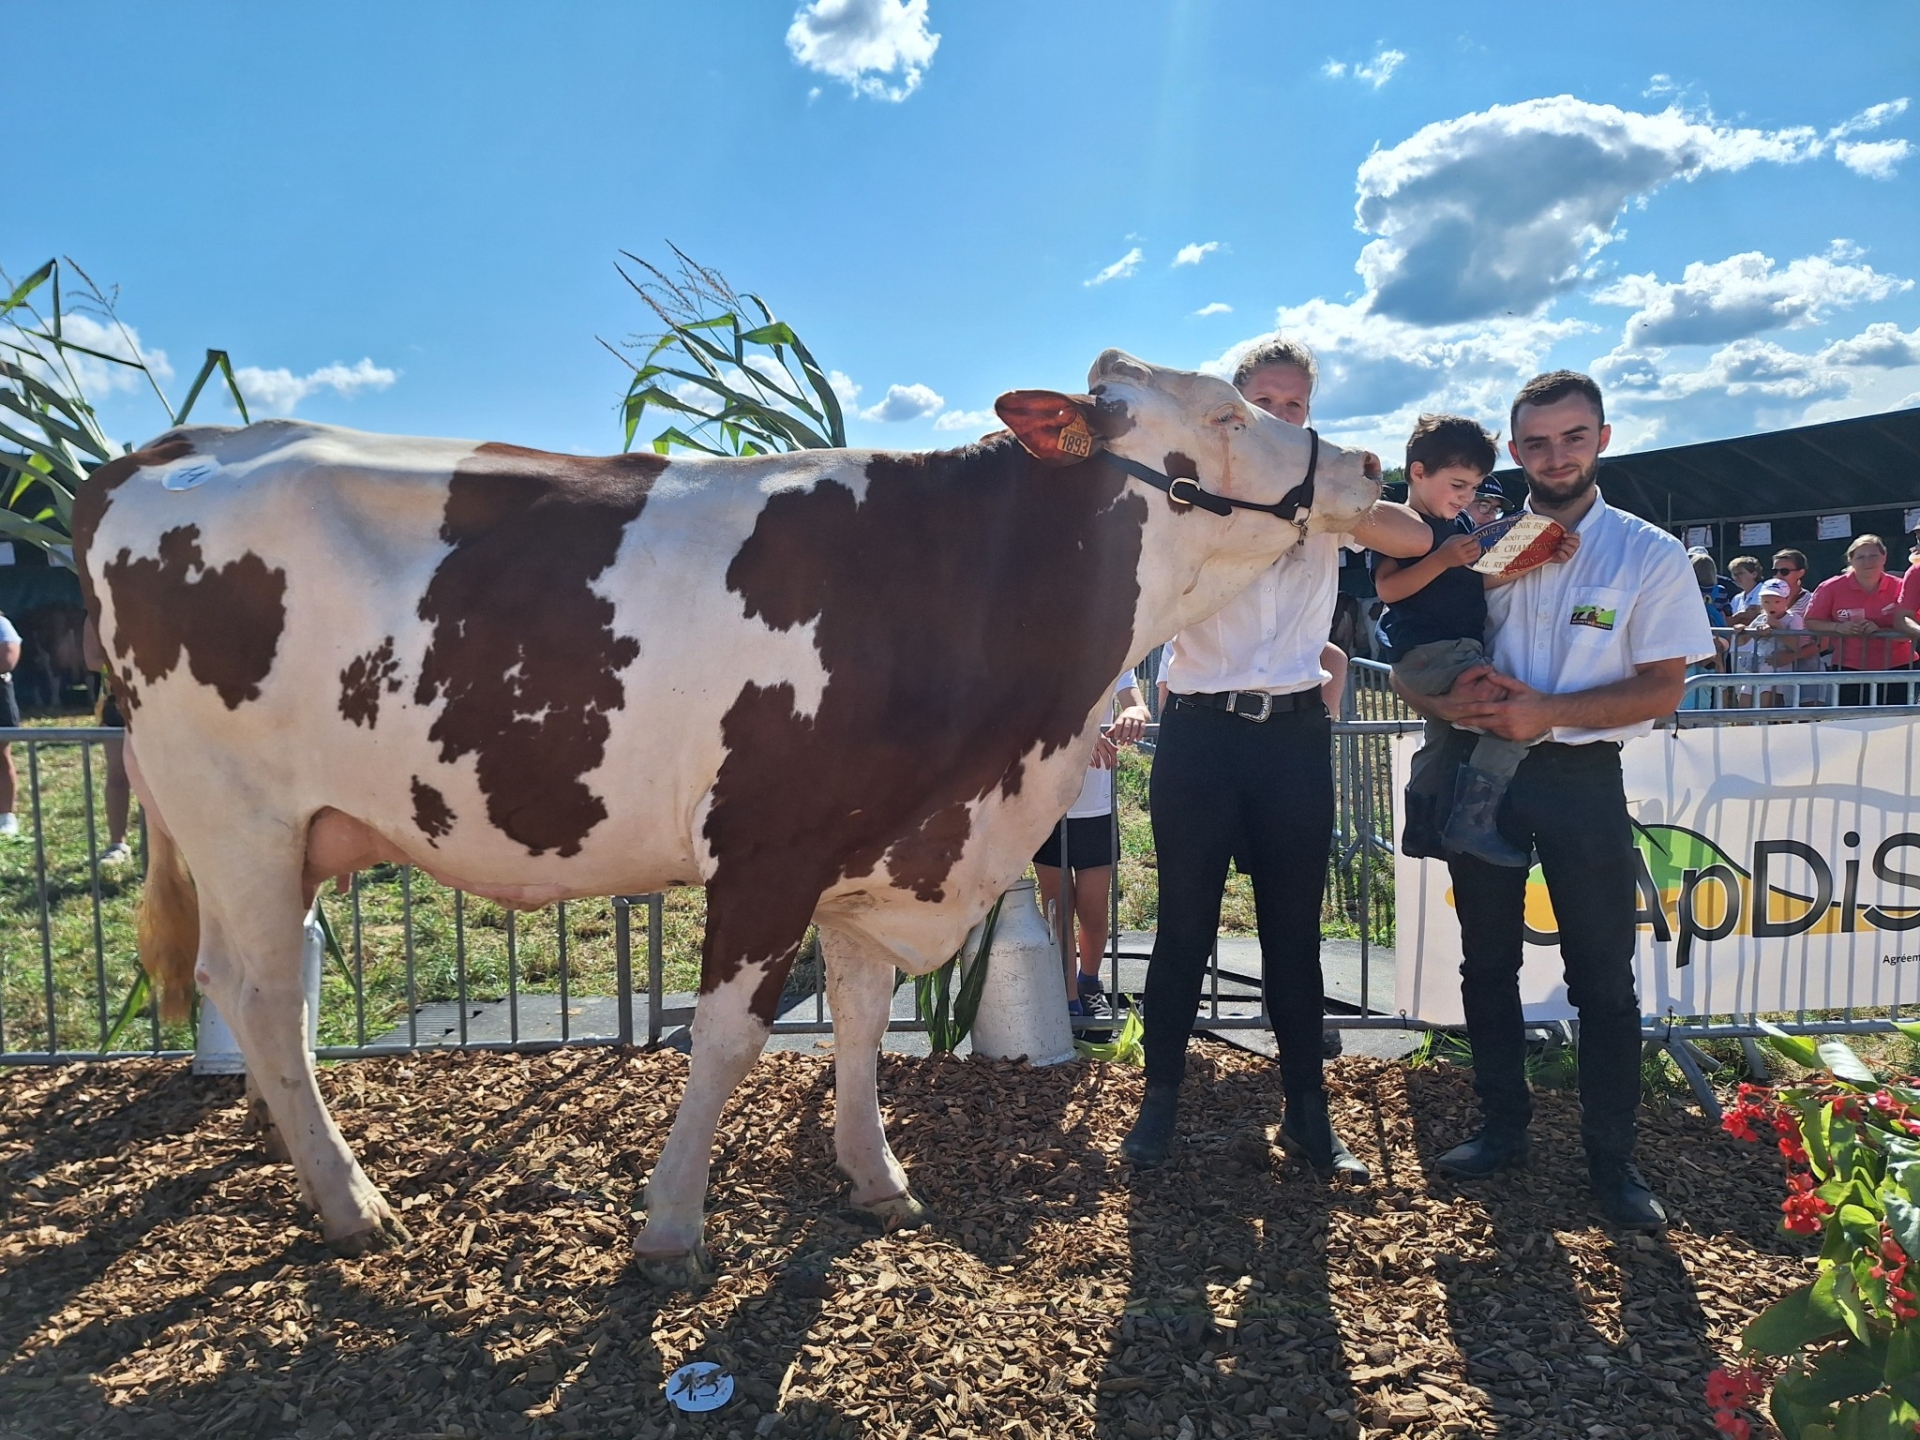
[994,350,1378,555]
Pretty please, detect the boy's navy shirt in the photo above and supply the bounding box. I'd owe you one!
[1368,510,1487,661]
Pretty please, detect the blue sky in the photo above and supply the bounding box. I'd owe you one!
[12,0,1919,463]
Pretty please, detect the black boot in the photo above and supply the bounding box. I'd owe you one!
[1590,1155,1668,1231]
[1441,766,1531,869]
[1434,1124,1531,1178]
[1122,1082,1180,1167]
[1279,1088,1370,1181]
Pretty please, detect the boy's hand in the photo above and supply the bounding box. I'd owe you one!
[1437,532,1482,568]
[1549,531,1581,564]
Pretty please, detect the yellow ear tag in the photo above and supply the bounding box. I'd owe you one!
[1056,416,1094,458]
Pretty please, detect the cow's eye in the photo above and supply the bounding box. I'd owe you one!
[1209,404,1245,428]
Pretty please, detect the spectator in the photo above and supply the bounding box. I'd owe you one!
[1466,482,1507,529]
[1767,549,1826,705]
[1891,535,1920,655]
[1724,556,1764,623]
[1745,579,1821,707]
[1803,534,1914,705]
[80,623,133,864]
[1032,672,1149,1031]
[1689,549,1735,626]
[0,609,18,837]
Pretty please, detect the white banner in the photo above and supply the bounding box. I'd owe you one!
[1393,717,1920,1024]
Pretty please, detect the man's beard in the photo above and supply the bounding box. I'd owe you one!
[1525,454,1599,509]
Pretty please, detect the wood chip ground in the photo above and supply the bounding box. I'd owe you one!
[0,1046,1810,1439]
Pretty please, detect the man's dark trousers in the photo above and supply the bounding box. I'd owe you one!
[1142,695,1334,1095]
[1445,740,1644,1162]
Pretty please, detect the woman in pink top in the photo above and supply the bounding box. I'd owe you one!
[1803,534,1913,705]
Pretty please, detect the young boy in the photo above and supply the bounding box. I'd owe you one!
[1744,577,1820,706]
[1370,415,1572,868]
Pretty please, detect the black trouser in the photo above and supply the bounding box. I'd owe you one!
[1142,695,1333,1094]
[1446,742,1643,1162]
[1836,667,1913,707]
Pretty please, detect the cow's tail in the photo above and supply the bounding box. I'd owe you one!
[138,819,200,1023]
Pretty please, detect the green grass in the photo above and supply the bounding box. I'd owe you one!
[0,725,712,1055]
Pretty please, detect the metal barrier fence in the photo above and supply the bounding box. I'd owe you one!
[4,645,1919,1096]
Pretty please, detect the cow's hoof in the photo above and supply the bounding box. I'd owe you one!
[849,1189,931,1235]
[633,1243,715,1290]
[329,1214,411,1256]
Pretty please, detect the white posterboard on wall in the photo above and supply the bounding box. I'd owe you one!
[1393,718,1920,1025]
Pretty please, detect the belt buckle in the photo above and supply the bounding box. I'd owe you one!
[1166,475,1200,509]
[1229,690,1273,722]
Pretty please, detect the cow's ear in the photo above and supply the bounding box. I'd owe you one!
[994,391,1104,467]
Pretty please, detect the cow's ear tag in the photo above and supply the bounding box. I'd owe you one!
[994,390,1102,468]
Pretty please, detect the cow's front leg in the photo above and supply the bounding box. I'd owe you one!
[820,924,928,1232]
[635,888,803,1287]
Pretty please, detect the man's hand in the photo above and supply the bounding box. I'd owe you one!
[1436,532,1482,569]
[1549,531,1581,565]
[1452,676,1557,742]
[1394,663,1521,724]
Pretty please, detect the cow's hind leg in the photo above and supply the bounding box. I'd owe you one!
[820,924,929,1233]
[193,858,405,1254]
[634,888,805,1287]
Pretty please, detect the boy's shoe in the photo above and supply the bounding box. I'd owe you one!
[1075,975,1114,1042]
[0,813,17,837]
[1441,767,1531,868]
[99,841,133,866]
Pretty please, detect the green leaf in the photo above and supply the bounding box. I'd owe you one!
[1772,1341,1888,1407]
[0,508,74,551]
[950,895,1003,1043]
[1821,1039,1881,1087]
[1763,1022,1825,1071]
[176,349,250,425]
[1746,1283,1848,1355]
[101,969,151,1052]
[1817,1262,1876,1346]
[1,259,55,319]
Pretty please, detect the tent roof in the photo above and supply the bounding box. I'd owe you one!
[1492,406,1920,524]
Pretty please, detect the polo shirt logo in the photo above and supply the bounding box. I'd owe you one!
[1569,603,1617,631]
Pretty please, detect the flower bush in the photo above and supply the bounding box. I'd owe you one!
[1714,1023,1920,1438]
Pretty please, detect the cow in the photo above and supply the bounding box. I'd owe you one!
[73,350,1381,1286]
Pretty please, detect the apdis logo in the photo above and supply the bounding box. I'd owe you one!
[1517,824,1920,963]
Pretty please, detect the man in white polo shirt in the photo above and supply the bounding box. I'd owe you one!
[1401,371,1712,1231]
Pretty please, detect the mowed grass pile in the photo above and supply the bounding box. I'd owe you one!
[1,724,1398,1056]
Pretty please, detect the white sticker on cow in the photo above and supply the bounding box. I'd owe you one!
[162,464,217,491]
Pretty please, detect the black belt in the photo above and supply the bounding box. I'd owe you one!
[1173,689,1321,722]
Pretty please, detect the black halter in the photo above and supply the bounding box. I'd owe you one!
[1103,428,1320,535]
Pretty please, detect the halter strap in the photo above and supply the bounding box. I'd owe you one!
[1104,430,1320,530]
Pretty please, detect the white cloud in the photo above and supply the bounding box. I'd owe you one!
[234,357,396,416]
[1173,241,1220,267]
[1324,48,1405,88]
[786,0,939,102]
[1592,246,1909,347]
[1835,139,1912,180]
[2,312,173,399]
[1595,322,1920,445]
[1085,247,1144,287]
[1829,98,1909,140]
[932,407,998,433]
[860,382,944,422]
[1353,96,1832,326]
[1193,302,1234,317]
[828,369,861,405]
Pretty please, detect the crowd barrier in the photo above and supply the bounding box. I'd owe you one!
[1,641,1915,1117]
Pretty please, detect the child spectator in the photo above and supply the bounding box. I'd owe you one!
[1744,578,1820,706]
[1032,671,1149,1029]
[1466,482,1506,529]
[1370,415,1575,868]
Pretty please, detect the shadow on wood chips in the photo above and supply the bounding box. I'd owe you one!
[1,1044,1811,1440]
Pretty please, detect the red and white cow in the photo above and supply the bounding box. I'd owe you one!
[75,351,1379,1285]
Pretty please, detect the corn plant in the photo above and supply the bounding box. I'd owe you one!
[607,244,847,457]
[0,256,249,560]
[914,896,1002,1055]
